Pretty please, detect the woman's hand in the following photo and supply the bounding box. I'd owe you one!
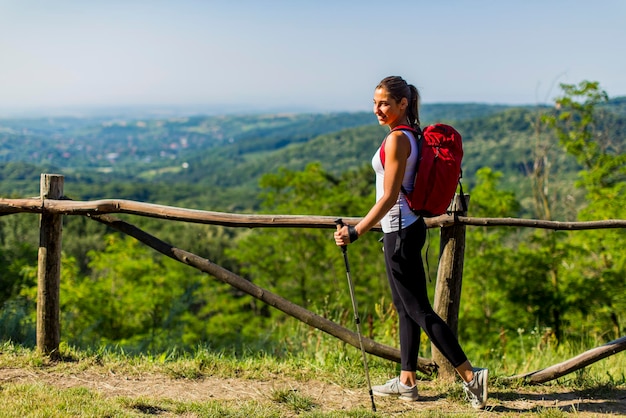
[334,225,350,246]
[334,224,359,246]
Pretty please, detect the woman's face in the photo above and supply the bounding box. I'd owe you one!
[373,87,407,128]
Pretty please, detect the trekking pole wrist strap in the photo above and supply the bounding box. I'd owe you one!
[348,225,359,243]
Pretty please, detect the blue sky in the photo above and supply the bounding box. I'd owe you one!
[1,0,625,115]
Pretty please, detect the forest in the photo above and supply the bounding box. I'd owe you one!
[0,80,624,366]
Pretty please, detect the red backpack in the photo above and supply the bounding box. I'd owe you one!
[380,123,464,217]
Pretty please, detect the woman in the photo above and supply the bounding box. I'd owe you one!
[334,76,488,409]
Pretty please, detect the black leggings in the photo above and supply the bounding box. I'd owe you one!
[383,218,468,371]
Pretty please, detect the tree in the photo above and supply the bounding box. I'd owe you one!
[227,163,395,346]
[60,234,212,351]
[459,168,525,357]
[543,81,626,341]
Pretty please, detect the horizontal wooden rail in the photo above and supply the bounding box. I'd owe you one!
[454,216,626,230]
[1,198,625,230]
[0,197,369,229]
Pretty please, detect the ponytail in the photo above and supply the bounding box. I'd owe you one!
[407,84,421,130]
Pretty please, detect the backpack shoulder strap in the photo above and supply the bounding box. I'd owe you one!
[393,124,419,133]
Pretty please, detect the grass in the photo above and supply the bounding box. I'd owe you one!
[271,388,317,414]
[0,339,624,417]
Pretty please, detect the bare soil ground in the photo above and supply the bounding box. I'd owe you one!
[2,367,626,416]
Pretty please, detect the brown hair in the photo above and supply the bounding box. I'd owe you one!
[376,76,421,129]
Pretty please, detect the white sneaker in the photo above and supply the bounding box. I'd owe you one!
[463,367,488,409]
[371,377,418,401]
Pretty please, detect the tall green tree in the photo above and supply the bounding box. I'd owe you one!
[461,81,625,356]
[544,81,626,341]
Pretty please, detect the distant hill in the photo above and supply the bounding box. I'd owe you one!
[0,103,508,191]
[0,103,510,170]
[0,100,623,212]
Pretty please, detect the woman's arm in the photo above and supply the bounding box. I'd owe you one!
[334,130,410,245]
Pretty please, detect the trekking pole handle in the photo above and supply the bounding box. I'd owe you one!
[334,218,347,251]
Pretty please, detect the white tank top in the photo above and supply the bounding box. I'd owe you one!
[371,129,420,233]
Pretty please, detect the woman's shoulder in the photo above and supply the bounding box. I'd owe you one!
[383,130,412,158]
[384,128,412,144]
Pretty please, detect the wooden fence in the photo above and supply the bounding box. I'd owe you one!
[1,174,625,383]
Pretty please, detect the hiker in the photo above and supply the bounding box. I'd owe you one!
[333,75,488,409]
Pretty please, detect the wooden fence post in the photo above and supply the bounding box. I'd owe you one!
[431,193,469,380]
[37,174,64,357]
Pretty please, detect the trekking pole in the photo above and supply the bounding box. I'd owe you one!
[335,218,376,412]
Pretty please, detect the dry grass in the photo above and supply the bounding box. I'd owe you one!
[1,341,624,417]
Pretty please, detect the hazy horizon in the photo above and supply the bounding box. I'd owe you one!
[0,99,538,119]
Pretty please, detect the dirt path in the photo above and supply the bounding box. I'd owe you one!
[2,367,625,416]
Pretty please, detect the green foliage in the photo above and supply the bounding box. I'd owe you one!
[460,82,625,363]
[54,222,288,351]
[544,81,626,203]
[227,163,389,335]
[0,298,36,345]
[57,233,275,351]
[460,167,526,355]
[0,214,39,303]
[0,213,39,344]
[0,87,624,360]
[543,81,625,340]
[59,235,198,349]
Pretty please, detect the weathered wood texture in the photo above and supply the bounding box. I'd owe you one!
[36,174,64,357]
[507,336,626,384]
[2,197,625,230]
[432,194,469,380]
